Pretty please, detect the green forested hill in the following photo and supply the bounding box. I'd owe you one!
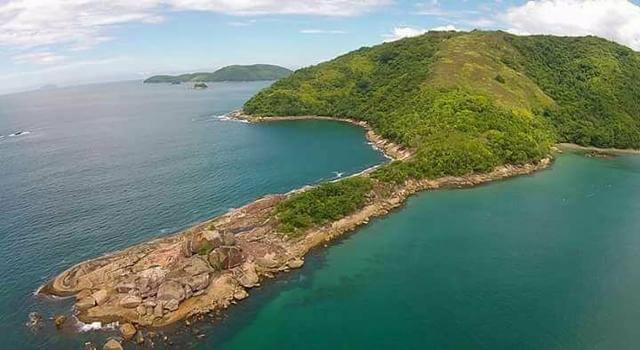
[246,31,640,153]
[144,64,292,83]
[243,31,640,232]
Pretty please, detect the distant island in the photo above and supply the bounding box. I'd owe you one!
[144,64,292,84]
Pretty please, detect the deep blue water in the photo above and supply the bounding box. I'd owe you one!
[0,81,386,349]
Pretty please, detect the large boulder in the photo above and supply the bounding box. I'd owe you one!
[157,281,185,302]
[103,339,123,350]
[191,230,223,256]
[222,232,236,246]
[119,323,137,341]
[119,295,142,308]
[288,258,304,269]
[208,246,243,271]
[185,273,210,292]
[183,256,211,276]
[75,296,96,310]
[238,262,259,288]
[164,299,179,311]
[91,289,109,305]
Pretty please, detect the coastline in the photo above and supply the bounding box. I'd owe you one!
[557,143,640,155]
[38,112,553,336]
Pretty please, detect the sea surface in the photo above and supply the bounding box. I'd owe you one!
[0,81,386,349]
[2,82,640,350]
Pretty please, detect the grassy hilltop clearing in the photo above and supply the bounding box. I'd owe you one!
[243,31,640,233]
[144,64,292,83]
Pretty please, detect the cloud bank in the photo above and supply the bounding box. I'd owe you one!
[0,0,390,50]
[383,25,459,42]
[504,0,640,50]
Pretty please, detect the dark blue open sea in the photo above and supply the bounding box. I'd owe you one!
[3,81,640,349]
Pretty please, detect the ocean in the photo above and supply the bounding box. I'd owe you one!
[0,81,386,349]
[2,81,640,349]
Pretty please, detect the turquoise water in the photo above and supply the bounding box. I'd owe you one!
[3,81,640,349]
[0,81,386,349]
[209,153,640,350]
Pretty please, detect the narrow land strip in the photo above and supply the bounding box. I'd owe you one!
[39,113,553,333]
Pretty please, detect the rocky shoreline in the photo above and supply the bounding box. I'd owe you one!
[38,112,553,345]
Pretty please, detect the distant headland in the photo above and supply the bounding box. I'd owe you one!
[143,64,292,84]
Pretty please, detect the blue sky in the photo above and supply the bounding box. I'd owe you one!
[1,0,640,95]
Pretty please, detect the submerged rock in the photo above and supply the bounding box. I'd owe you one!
[135,331,145,345]
[53,315,66,329]
[26,312,43,329]
[103,339,123,350]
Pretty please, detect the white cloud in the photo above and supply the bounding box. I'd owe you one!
[12,51,66,64]
[0,0,390,50]
[383,25,460,42]
[169,0,391,16]
[0,0,163,49]
[503,0,640,50]
[300,29,347,34]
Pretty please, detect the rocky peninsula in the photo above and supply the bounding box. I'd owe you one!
[39,111,552,336]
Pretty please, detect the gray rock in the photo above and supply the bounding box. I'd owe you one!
[157,281,185,302]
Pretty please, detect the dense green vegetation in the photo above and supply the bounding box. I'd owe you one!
[144,64,292,83]
[505,35,640,148]
[276,177,373,233]
[244,31,640,233]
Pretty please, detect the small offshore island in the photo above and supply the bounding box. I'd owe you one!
[143,64,293,84]
[40,30,640,345]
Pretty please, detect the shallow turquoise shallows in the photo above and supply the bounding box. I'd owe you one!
[2,82,640,350]
[0,81,386,349]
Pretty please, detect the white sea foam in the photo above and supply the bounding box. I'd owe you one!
[8,130,31,137]
[76,319,119,332]
[215,114,249,123]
